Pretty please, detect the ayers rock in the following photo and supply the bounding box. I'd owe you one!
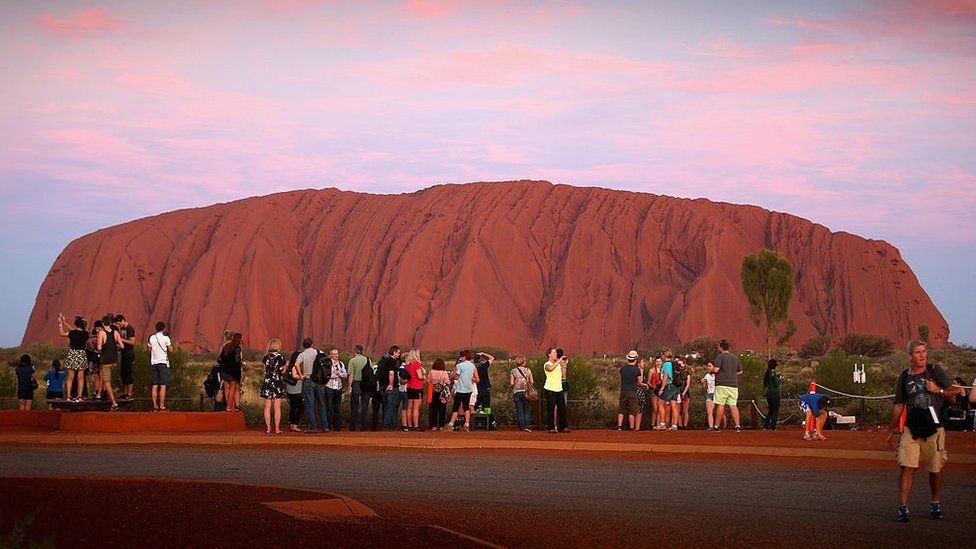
[24,180,948,353]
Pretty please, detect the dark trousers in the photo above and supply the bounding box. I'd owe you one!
[369,391,382,431]
[428,398,447,429]
[765,392,781,429]
[325,387,342,431]
[545,389,567,431]
[475,389,491,410]
[349,382,369,431]
[287,393,304,425]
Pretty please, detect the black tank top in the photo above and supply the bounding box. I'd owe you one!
[100,328,119,364]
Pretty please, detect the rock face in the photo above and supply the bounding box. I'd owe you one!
[23,181,948,354]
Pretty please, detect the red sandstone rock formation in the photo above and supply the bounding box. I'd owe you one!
[23,181,948,354]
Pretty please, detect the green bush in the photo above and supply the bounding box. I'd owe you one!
[837,333,894,358]
[799,336,830,358]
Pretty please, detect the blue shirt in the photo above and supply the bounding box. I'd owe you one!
[798,393,828,417]
[661,361,674,385]
[454,361,476,393]
[44,370,67,393]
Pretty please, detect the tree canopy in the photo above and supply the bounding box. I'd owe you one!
[741,249,795,357]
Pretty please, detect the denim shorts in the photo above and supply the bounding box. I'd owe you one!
[151,363,171,386]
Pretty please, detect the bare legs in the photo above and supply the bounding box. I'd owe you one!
[263,398,282,433]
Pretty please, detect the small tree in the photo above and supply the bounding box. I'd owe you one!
[918,325,930,345]
[741,249,796,358]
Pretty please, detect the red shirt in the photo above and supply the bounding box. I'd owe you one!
[405,361,424,390]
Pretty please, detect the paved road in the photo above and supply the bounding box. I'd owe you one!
[2,445,972,547]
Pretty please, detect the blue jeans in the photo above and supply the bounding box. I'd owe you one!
[303,381,328,431]
[383,390,407,430]
[325,387,343,431]
[513,391,531,430]
[349,381,368,431]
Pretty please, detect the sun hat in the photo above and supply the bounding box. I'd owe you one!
[626,350,639,361]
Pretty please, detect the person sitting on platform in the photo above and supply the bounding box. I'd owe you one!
[43,359,67,409]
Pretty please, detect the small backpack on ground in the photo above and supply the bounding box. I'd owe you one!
[204,365,221,398]
[359,357,376,392]
[311,350,332,384]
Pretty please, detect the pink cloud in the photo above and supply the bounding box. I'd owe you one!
[401,0,466,18]
[766,17,841,32]
[32,7,163,40]
[28,102,118,114]
[34,8,125,37]
[356,42,660,88]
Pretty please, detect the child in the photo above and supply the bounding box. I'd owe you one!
[43,359,68,409]
[798,393,832,441]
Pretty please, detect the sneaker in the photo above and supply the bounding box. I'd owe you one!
[109,404,119,412]
[734,426,742,432]
[616,427,623,431]
[561,428,571,433]
[431,427,439,431]
[803,432,812,441]
[668,425,678,431]
[897,506,910,522]
[401,427,410,432]
[930,502,943,519]
[523,428,532,432]
[813,433,821,441]
[463,425,470,432]
[549,429,558,433]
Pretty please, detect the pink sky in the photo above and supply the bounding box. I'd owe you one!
[1,0,974,345]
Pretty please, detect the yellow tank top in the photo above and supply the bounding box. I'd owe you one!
[544,361,563,392]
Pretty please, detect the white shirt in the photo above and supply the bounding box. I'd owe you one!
[148,332,171,365]
[326,360,347,390]
[702,372,716,393]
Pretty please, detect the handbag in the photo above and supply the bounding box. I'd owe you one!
[30,375,39,391]
[516,367,539,401]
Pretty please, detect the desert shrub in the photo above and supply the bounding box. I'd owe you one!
[676,337,720,363]
[737,353,767,400]
[799,336,830,358]
[837,333,894,358]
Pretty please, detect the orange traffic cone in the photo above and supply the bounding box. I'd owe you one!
[809,379,817,393]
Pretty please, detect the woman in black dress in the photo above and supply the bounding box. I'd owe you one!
[57,315,89,402]
[260,338,286,434]
[218,332,245,413]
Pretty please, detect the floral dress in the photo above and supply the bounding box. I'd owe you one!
[260,352,286,399]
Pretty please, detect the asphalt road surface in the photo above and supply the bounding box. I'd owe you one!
[2,445,973,547]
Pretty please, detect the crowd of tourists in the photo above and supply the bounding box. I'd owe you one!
[12,313,149,411]
[207,333,549,435]
[11,314,976,524]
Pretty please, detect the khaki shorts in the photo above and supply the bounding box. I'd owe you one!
[713,386,738,407]
[896,428,947,473]
[618,391,638,416]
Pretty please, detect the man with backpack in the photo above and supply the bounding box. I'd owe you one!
[297,337,330,433]
[376,346,401,430]
[347,345,373,431]
[886,339,960,522]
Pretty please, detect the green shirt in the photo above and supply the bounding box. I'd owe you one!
[347,354,369,382]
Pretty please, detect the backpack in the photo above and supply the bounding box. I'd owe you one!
[900,368,940,440]
[204,365,221,398]
[311,350,331,385]
[359,357,376,392]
